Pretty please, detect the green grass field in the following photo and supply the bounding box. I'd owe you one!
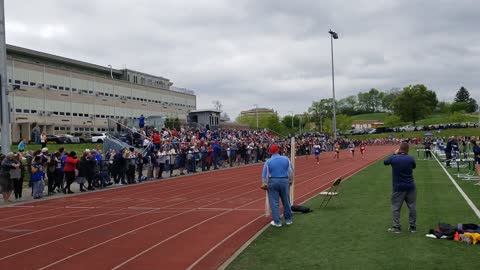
[350,112,478,126]
[351,113,388,121]
[350,128,480,140]
[10,142,98,154]
[227,151,480,270]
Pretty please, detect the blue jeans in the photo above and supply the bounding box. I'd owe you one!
[267,178,292,224]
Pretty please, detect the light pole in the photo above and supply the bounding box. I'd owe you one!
[288,111,294,129]
[107,65,113,79]
[329,29,339,140]
[253,104,258,129]
[0,0,10,154]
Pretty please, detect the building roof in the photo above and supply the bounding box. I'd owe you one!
[189,109,221,114]
[241,108,275,114]
[7,44,123,76]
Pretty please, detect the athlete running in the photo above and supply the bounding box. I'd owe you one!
[313,143,321,164]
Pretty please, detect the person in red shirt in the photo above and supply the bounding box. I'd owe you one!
[63,151,79,194]
[360,141,367,159]
[153,131,161,150]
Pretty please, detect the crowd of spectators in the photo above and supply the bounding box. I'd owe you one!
[1,120,422,203]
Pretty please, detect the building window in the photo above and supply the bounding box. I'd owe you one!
[115,94,119,98]
[15,108,21,113]
[59,86,64,90]
[66,112,71,116]
[72,88,77,92]
[30,82,36,86]
[54,127,59,131]
[22,81,28,85]
[59,112,65,116]
[74,128,79,131]
[53,111,59,115]
[88,90,94,95]
[31,110,37,114]
[84,114,89,117]
[51,85,58,89]
[23,109,30,113]
[73,113,78,116]
[65,87,70,91]
[79,113,84,117]
[14,80,21,84]
[60,127,66,131]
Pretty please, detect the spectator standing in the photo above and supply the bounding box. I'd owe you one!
[18,138,27,153]
[31,156,45,199]
[384,142,417,233]
[471,139,480,176]
[139,114,145,129]
[40,132,47,148]
[33,125,41,145]
[261,144,294,227]
[63,151,79,194]
[1,153,20,203]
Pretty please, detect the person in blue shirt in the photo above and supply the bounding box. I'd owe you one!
[17,138,27,153]
[471,139,480,176]
[261,144,294,227]
[138,115,145,129]
[384,142,417,233]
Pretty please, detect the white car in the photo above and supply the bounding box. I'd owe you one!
[91,132,107,143]
[400,125,416,132]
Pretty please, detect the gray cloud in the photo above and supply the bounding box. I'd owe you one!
[5,0,480,118]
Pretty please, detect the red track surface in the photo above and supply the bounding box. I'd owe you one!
[0,146,395,270]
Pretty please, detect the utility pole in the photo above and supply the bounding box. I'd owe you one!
[0,0,11,154]
[329,29,339,140]
[253,104,258,129]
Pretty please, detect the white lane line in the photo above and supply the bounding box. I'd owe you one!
[433,153,480,218]
[0,209,157,262]
[186,215,264,270]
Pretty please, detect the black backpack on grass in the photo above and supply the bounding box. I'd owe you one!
[291,205,313,213]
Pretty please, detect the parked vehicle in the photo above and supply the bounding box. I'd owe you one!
[46,135,67,144]
[70,132,92,143]
[91,132,107,143]
[57,134,80,144]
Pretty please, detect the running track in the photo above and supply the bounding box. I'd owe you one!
[0,146,395,270]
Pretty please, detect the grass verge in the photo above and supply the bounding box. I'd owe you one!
[227,152,480,270]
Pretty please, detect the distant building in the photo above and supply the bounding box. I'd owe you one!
[240,107,276,117]
[352,120,384,129]
[188,110,249,130]
[5,44,196,142]
[188,110,221,130]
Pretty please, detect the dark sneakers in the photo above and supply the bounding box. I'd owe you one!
[408,226,417,233]
[387,227,401,233]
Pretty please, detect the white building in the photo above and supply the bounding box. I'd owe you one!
[6,44,196,142]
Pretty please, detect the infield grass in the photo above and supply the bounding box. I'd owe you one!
[227,151,480,270]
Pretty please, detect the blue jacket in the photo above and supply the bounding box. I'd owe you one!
[262,154,294,186]
[384,153,416,192]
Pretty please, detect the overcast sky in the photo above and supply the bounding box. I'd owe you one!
[5,0,480,118]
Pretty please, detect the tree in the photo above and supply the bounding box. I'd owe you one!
[436,101,451,114]
[382,89,401,112]
[392,84,438,125]
[453,87,478,113]
[336,114,353,132]
[454,87,470,103]
[450,102,469,113]
[357,88,384,113]
[337,95,357,115]
[383,115,403,128]
[212,100,223,112]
